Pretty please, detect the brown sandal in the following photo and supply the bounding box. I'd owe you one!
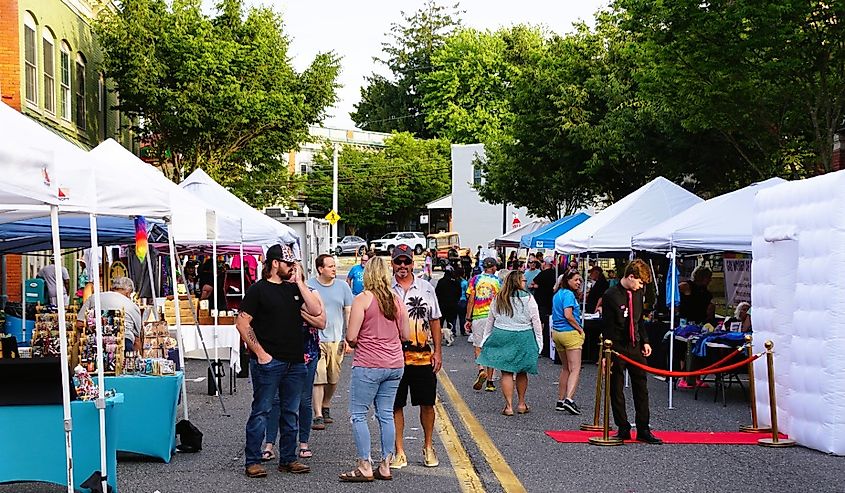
[502,407,514,416]
[373,469,393,481]
[517,405,530,414]
[339,468,374,482]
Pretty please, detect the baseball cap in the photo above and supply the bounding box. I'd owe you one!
[391,243,414,261]
[266,244,296,263]
[482,257,498,268]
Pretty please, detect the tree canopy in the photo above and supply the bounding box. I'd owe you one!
[304,133,451,235]
[96,0,340,208]
[350,1,462,137]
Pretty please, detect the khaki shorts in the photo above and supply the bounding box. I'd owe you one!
[553,330,585,352]
[315,341,344,385]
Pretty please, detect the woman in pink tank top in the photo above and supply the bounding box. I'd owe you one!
[340,257,409,482]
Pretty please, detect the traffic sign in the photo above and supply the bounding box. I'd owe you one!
[325,209,341,224]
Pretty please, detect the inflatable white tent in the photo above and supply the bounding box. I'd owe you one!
[555,177,702,253]
[752,169,845,455]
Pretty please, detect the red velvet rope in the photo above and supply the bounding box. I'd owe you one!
[612,350,762,378]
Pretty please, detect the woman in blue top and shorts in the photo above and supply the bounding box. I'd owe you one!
[552,271,584,415]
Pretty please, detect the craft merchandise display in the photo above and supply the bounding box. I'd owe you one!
[79,309,125,375]
[143,321,177,358]
[31,306,78,359]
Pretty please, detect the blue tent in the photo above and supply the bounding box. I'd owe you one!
[520,212,591,249]
[0,216,165,254]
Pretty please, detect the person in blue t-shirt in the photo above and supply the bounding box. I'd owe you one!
[551,271,585,415]
[346,252,370,296]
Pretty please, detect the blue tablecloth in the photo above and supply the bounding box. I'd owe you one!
[0,394,123,492]
[104,372,183,462]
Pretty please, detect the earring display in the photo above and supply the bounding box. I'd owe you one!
[78,309,126,376]
[31,306,78,359]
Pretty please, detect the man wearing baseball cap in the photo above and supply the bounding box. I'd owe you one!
[390,243,443,469]
[465,257,501,392]
[237,244,325,478]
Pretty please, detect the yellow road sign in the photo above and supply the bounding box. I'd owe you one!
[325,209,341,224]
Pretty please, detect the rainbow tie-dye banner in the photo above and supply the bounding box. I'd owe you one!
[135,216,148,263]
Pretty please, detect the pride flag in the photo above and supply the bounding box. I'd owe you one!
[135,216,148,263]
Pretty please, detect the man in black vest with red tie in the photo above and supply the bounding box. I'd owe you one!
[601,259,663,444]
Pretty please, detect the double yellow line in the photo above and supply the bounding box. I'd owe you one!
[436,372,527,493]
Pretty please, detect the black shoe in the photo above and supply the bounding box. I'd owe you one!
[613,428,632,441]
[561,399,581,415]
[636,431,663,445]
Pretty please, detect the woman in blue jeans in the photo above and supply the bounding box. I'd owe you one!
[339,257,410,482]
[263,281,324,461]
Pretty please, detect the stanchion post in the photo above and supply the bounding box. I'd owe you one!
[581,339,607,432]
[740,335,771,433]
[589,340,623,446]
[758,340,795,447]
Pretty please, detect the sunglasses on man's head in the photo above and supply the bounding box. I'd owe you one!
[393,257,413,266]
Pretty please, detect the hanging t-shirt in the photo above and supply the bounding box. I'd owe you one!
[467,273,501,321]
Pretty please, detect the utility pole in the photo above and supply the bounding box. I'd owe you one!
[332,143,339,253]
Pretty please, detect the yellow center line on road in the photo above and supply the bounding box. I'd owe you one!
[435,400,485,493]
[438,371,528,493]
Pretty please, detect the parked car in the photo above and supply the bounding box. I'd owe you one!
[370,231,427,256]
[427,232,470,270]
[335,235,367,256]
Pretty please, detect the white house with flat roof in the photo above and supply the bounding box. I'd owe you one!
[451,144,536,252]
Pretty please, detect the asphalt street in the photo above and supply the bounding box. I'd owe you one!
[3,265,843,492]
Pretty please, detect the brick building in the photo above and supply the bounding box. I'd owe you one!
[0,0,135,304]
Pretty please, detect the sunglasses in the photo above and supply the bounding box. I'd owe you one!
[393,257,413,266]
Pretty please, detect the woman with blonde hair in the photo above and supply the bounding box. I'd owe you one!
[476,270,543,416]
[340,256,410,482]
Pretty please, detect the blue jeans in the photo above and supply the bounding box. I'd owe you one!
[266,357,318,446]
[456,300,467,334]
[245,358,306,466]
[349,366,404,462]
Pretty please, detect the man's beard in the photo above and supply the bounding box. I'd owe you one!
[393,267,410,279]
[279,269,294,280]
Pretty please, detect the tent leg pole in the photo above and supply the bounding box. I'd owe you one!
[146,250,158,315]
[89,214,109,493]
[51,206,75,493]
[165,225,190,422]
[669,247,677,410]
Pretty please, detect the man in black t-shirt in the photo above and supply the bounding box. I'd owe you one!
[601,259,662,445]
[237,244,324,478]
[530,258,557,357]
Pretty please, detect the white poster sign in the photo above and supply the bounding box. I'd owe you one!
[724,258,752,305]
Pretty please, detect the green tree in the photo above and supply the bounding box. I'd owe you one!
[304,133,450,233]
[95,0,340,208]
[616,0,845,176]
[420,25,544,143]
[350,1,462,137]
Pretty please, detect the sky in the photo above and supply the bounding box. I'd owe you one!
[265,0,609,129]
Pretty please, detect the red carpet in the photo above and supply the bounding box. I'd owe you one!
[545,430,789,444]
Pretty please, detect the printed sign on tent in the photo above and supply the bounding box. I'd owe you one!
[723,258,751,305]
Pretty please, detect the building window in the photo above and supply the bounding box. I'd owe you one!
[473,165,483,186]
[42,30,55,114]
[75,53,86,130]
[60,42,71,121]
[24,13,38,106]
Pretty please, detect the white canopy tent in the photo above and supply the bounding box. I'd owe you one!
[630,176,785,408]
[555,177,703,253]
[488,219,550,249]
[179,168,300,256]
[0,102,173,492]
[632,177,787,253]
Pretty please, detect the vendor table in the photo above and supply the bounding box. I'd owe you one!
[695,341,747,407]
[0,394,123,492]
[170,324,241,372]
[104,372,184,462]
